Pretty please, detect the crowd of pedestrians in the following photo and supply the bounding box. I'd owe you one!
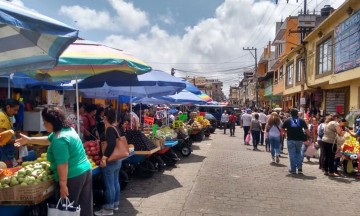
[221,107,357,177]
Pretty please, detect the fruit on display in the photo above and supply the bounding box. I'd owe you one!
[0,129,14,146]
[0,161,7,169]
[84,140,101,165]
[342,135,360,154]
[159,126,177,140]
[191,121,203,130]
[126,130,157,151]
[0,161,53,188]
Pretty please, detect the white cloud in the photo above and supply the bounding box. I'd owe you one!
[157,8,176,25]
[103,0,345,97]
[59,0,149,33]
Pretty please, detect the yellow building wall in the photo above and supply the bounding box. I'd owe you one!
[305,0,360,111]
[306,0,360,88]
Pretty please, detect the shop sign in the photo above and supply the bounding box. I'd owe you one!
[195,116,204,121]
[152,124,158,135]
[334,9,360,73]
[179,113,188,121]
[300,97,306,105]
[144,116,154,125]
[172,120,183,129]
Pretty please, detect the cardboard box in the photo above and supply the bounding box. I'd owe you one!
[0,180,55,202]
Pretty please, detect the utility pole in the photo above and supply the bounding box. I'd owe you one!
[243,47,258,108]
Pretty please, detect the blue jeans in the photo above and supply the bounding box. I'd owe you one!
[301,143,310,161]
[287,140,303,172]
[269,136,281,158]
[102,160,122,209]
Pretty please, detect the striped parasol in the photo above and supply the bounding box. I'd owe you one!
[0,1,78,73]
[198,92,213,103]
[28,40,152,81]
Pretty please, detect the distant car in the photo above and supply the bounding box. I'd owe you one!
[205,113,217,133]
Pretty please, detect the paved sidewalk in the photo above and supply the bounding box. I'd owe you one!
[116,129,360,216]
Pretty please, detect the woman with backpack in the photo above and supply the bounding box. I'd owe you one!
[265,112,282,163]
[249,113,263,151]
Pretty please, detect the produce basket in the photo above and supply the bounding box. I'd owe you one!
[0,180,54,205]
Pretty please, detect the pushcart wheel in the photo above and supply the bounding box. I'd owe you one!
[181,146,191,157]
[134,160,156,178]
[120,169,130,191]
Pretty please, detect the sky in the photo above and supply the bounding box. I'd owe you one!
[7,0,346,97]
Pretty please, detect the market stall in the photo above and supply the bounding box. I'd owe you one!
[340,134,360,175]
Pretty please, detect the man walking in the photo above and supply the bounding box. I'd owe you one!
[259,109,267,145]
[228,112,237,136]
[282,109,310,174]
[241,109,252,144]
[221,110,229,134]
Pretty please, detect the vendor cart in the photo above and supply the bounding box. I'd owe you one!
[121,147,160,179]
[153,140,180,168]
[190,128,205,142]
[174,136,193,157]
[341,152,360,175]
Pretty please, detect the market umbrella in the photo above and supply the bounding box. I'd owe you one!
[133,90,207,105]
[185,81,202,95]
[198,92,213,103]
[161,90,207,104]
[0,1,78,73]
[28,39,152,133]
[28,40,152,81]
[78,70,186,98]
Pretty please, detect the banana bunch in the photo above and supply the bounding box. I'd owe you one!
[198,119,210,127]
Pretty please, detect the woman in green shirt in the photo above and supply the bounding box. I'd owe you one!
[15,108,92,216]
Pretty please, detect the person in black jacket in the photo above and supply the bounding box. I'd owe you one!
[95,109,122,216]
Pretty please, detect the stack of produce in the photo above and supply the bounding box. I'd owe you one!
[147,132,166,148]
[126,130,157,151]
[190,121,203,130]
[84,140,101,165]
[160,126,177,140]
[198,119,210,127]
[0,160,53,188]
[342,135,360,154]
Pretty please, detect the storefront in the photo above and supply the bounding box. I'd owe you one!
[324,87,350,117]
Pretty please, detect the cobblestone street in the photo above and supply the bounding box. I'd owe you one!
[116,129,360,216]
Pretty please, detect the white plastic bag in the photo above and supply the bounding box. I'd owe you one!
[305,143,317,158]
[48,197,81,216]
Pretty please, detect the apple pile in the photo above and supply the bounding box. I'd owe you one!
[83,140,101,165]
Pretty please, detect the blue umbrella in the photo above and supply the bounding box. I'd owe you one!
[78,70,186,98]
[134,90,207,105]
[0,1,78,73]
[161,90,207,104]
[185,81,202,95]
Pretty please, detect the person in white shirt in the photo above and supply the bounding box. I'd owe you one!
[241,109,252,144]
[258,109,267,145]
[220,110,229,134]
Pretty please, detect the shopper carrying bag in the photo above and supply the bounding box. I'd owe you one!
[96,109,128,216]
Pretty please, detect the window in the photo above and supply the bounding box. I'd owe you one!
[317,37,333,75]
[296,58,302,82]
[286,63,294,86]
[279,66,283,80]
